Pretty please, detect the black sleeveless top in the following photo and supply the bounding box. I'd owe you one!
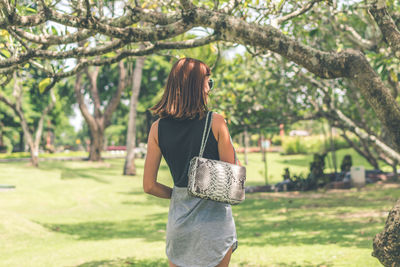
[158,112,220,187]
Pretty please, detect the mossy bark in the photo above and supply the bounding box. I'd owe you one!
[372,200,400,266]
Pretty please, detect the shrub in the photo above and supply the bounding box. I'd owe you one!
[271,135,282,146]
[2,135,13,154]
[282,136,310,155]
[333,137,352,150]
[282,135,353,155]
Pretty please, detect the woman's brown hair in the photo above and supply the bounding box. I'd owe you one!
[150,58,211,120]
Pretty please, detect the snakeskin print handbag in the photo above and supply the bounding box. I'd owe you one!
[187,111,246,205]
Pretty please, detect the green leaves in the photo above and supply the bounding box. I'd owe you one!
[39,78,51,94]
[0,49,10,58]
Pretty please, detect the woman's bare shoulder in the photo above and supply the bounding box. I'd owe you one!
[212,112,227,127]
[149,118,161,145]
[152,118,161,126]
[211,112,228,142]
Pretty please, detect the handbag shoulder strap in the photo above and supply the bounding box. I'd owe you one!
[230,135,238,165]
[199,111,238,165]
[199,111,213,157]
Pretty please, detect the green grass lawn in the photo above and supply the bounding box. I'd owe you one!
[0,151,123,159]
[0,150,397,266]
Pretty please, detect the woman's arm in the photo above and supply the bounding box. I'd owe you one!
[212,113,241,166]
[143,119,172,199]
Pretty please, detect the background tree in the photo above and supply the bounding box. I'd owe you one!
[73,61,128,161]
[0,70,56,166]
[124,56,145,175]
[0,103,21,153]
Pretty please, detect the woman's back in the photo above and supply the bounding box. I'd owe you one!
[158,112,219,187]
[143,58,237,267]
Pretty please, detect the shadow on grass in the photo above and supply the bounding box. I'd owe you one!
[122,198,170,208]
[232,196,390,248]
[75,257,332,267]
[38,159,168,184]
[241,191,396,211]
[39,194,382,248]
[274,261,333,267]
[75,257,168,267]
[60,169,110,183]
[236,260,333,267]
[39,161,117,184]
[236,212,377,248]
[119,191,171,208]
[40,212,168,242]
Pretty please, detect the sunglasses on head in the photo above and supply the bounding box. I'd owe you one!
[208,78,214,90]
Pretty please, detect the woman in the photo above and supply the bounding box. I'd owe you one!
[143,58,239,267]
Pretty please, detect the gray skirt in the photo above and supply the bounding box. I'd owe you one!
[166,186,238,267]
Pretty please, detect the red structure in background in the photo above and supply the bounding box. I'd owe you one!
[280,124,285,137]
[107,146,126,151]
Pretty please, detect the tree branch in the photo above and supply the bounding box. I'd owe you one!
[339,24,378,50]
[369,0,400,58]
[73,68,97,129]
[275,0,323,25]
[341,130,379,169]
[85,65,102,118]
[0,21,218,71]
[46,7,190,43]
[1,2,400,152]
[6,71,35,147]
[0,71,13,86]
[84,0,91,20]
[11,27,95,45]
[0,92,18,115]
[302,71,400,161]
[35,34,219,92]
[334,108,400,162]
[0,1,46,28]
[0,39,126,68]
[347,86,370,131]
[126,7,181,25]
[104,60,127,127]
[34,90,56,146]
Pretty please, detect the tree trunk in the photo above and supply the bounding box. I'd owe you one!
[103,134,108,151]
[0,72,55,167]
[239,132,244,149]
[372,199,400,266]
[392,163,398,182]
[89,127,104,161]
[260,133,268,185]
[19,131,24,152]
[329,122,338,175]
[28,141,39,167]
[0,121,4,148]
[244,126,248,165]
[124,56,145,175]
[261,133,266,162]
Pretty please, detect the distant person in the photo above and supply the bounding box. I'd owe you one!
[143,58,239,267]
